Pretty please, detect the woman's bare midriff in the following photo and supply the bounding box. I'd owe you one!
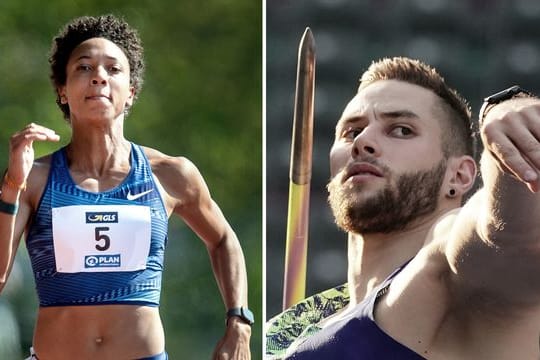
[33,304,165,360]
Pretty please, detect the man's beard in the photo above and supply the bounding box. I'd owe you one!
[327,159,447,235]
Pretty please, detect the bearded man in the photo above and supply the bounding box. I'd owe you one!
[266,57,540,359]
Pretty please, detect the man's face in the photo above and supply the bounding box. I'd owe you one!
[328,80,448,234]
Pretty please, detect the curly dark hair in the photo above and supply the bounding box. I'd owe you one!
[49,14,145,119]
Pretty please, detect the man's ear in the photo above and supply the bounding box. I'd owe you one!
[445,155,477,198]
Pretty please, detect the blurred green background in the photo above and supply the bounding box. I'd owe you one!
[0,0,262,359]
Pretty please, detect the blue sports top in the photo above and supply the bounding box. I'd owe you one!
[25,143,168,307]
[266,261,425,359]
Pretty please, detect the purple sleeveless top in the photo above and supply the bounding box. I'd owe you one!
[286,261,425,359]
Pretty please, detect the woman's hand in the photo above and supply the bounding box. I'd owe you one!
[212,317,251,360]
[7,123,60,186]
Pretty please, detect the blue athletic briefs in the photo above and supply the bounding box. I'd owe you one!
[25,143,169,307]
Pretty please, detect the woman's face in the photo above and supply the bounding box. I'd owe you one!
[59,37,134,123]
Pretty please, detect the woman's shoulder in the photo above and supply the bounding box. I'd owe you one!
[139,145,205,204]
[140,145,198,177]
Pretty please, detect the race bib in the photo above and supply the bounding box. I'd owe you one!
[52,204,151,273]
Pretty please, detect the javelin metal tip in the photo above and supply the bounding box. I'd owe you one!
[300,27,315,51]
[290,26,315,185]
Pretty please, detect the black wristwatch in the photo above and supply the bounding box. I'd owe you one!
[479,85,532,124]
[226,307,254,326]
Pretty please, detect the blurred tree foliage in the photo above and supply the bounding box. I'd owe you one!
[0,0,262,358]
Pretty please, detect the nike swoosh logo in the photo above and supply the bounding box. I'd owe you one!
[126,189,153,201]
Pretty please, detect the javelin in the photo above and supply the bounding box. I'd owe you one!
[282,27,315,310]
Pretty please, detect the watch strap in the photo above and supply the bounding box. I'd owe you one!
[226,307,254,326]
[479,85,532,125]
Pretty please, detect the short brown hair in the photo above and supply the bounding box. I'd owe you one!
[359,57,473,158]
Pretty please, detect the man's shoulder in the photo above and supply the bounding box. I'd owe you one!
[423,208,462,246]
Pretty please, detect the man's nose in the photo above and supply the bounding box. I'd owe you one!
[351,125,380,158]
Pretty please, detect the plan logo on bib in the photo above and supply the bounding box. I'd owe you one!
[85,254,122,268]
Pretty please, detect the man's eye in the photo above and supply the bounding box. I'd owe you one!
[390,126,413,137]
[342,127,362,140]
